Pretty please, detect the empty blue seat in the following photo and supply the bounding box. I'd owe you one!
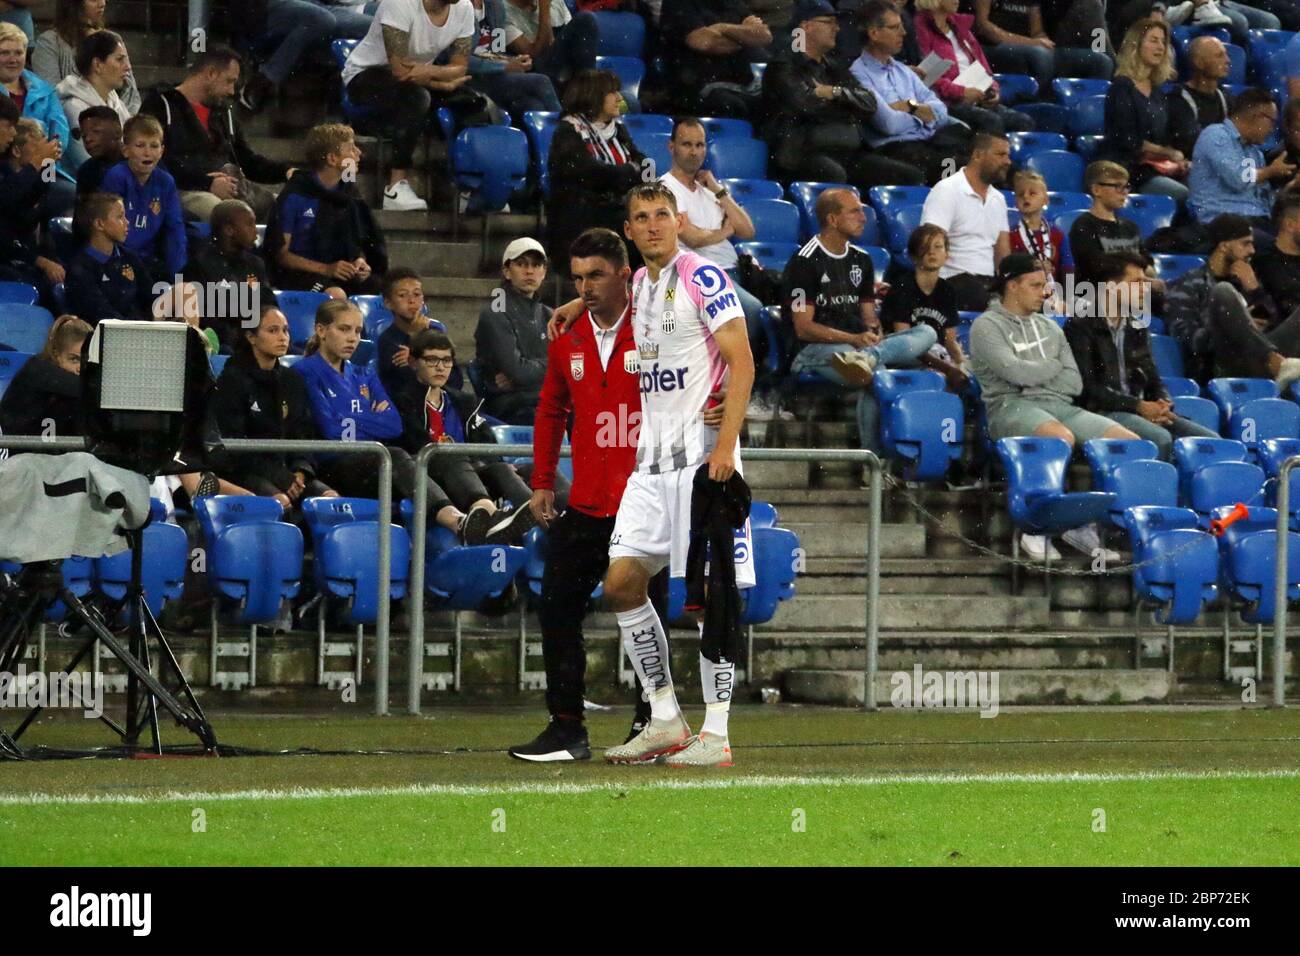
[350,294,391,340]
[1046,191,1092,212]
[1025,150,1085,192]
[997,436,1116,542]
[277,290,330,351]
[745,198,801,244]
[522,110,559,195]
[210,354,229,377]
[425,525,527,607]
[883,389,965,481]
[750,500,779,529]
[1173,396,1220,436]
[1082,438,1160,483]
[592,10,646,57]
[635,132,671,180]
[1068,95,1108,137]
[1224,42,1248,85]
[1102,458,1179,527]
[302,497,410,625]
[722,177,784,202]
[621,113,673,139]
[1019,102,1069,133]
[706,137,768,180]
[1050,208,1086,237]
[1258,437,1300,515]
[1124,505,1220,625]
[1007,131,1068,164]
[993,73,1039,103]
[196,496,304,626]
[1187,460,1266,526]
[1219,520,1300,624]
[450,125,530,213]
[1052,77,1111,104]
[867,184,930,214]
[1163,377,1200,399]
[882,204,926,253]
[1227,397,1300,459]
[0,351,33,403]
[1125,203,1176,240]
[862,245,890,283]
[742,526,800,625]
[1148,334,1186,378]
[873,368,945,403]
[1173,436,1249,497]
[0,282,39,305]
[1247,28,1294,86]
[1208,377,1279,430]
[1150,253,1205,283]
[734,241,800,275]
[1074,134,1105,162]
[94,516,188,619]
[699,116,753,140]
[0,304,55,354]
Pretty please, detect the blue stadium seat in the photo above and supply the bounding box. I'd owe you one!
[1247,28,1295,86]
[1074,134,1105,162]
[1025,150,1085,192]
[1227,397,1300,459]
[789,181,860,239]
[1124,506,1220,625]
[1163,377,1201,398]
[1173,436,1249,500]
[1047,191,1092,212]
[993,73,1038,103]
[1187,460,1266,526]
[301,497,411,626]
[1082,438,1160,483]
[1052,77,1111,105]
[1208,377,1279,430]
[0,351,33,402]
[1100,458,1179,527]
[863,245,891,283]
[1,557,95,623]
[1258,437,1300,513]
[195,495,304,626]
[592,10,646,57]
[750,500,779,528]
[1050,208,1086,236]
[1068,95,1108,137]
[351,294,390,340]
[490,423,534,465]
[1151,253,1205,283]
[1172,24,1232,55]
[705,137,768,180]
[93,514,188,619]
[741,526,801,626]
[867,184,930,214]
[756,306,782,377]
[449,125,530,213]
[734,241,800,274]
[352,338,376,369]
[699,116,754,140]
[873,368,945,402]
[997,436,1116,541]
[621,113,673,139]
[522,110,559,196]
[1217,516,1300,624]
[1149,334,1186,378]
[745,198,801,244]
[635,132,672,180]
[47,216,76,262]
[276,290,330,351]
[881,204,925,254]
[595,55,644,112]
[210,354,228,377]
[1007,131,1068,164]
[1125,194,1177,239]
[279,355,303,369]
[0,282,39,305]
[882,388,965,481]
[1225,43,1248,85]
[722,177,784,202]
[0,304,54,354]
[1019,102,1069,133]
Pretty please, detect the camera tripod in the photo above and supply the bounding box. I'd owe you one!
[0,524,218,760]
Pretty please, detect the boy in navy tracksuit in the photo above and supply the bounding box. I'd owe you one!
[98,114,186,286]
[65,191,158,323]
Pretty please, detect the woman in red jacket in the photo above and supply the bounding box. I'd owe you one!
[914,0,1034,135]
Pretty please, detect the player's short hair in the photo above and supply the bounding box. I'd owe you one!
[381,266,423,299]
[78,105,121,129]
[814,186,855,227]
[305,123,355,169]
[1091,251,1150,284]
[0,21,27,48]
[624,181,678,217]
[410,327,454,360]
[76,191,124,236]
[971,130,1008,155]
[10,118,45,152]
[40,315,92,363]
[210,199,255,240]
[907,222,947,260]
[1084,160,1130,196]
[188,44,242,77]
[75,29,125,78]
[1274,189,1300,228]
[670,116,705,142]
[570,227,629,269]
[123,113,164,143]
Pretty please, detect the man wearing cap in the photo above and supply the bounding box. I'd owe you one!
[971,252,1135,561]
[1165,213,1300,386]
[474,237,553,425]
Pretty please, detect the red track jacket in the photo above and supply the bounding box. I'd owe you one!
[532,303,640,518]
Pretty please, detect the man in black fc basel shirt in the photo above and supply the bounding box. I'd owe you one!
[783,187,938,453]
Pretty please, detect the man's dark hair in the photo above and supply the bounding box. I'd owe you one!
[562,69,622,119]
[670,116,705,142]
[1273,188,1300,228]
[1092,251,1150,284]
[78,105,121,128]
[188,44,243,77]
[410,327,454,361]
[381,266,422,299]
[1230,87,1278,118]
[74,30,124,78]
[570,227,629,269]
[75,191,123,237]
[860,0,899,33]
[971,130,1008,155]
[0,94,18,126]
[210,199,254,241]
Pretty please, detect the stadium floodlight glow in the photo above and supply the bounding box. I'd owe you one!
[93,321,189,413]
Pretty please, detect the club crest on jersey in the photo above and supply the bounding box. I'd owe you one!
[661,308,676,335]
[570,352,584,381]
[690,263,727,298]
[359,384,370,400]
[849,264,863,287]
[149,198,161,216]
[623,350,639,374]
[639,342,659,361]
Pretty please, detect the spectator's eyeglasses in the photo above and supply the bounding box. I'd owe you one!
[1099,182,1130,191]
[419,356,455,368]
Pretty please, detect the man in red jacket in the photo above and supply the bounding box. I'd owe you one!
[508,227,723,761]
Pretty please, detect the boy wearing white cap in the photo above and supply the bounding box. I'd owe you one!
[474,237,554,424]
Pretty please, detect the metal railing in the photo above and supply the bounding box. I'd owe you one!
[407,443,885,714]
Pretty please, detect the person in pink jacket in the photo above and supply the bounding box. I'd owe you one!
[913,0,1033,135]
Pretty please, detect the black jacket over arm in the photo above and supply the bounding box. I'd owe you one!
[261,170,388,285]
[545,121,645,210]
[393,381,493,457]
[760,51,877,168]
[1064,313,1168,415]
[0,356,82,438]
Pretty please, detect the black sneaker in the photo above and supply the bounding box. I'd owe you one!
[238,72,273,113]
[484,502,537,545]
[458,502,493,545]
[508,718,591,762]
[623,715,649,745]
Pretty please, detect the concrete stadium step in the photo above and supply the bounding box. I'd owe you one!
[389,240,483,277]
[768,593,1051,631]
[785,667,1175,707]
[786,521,925,558]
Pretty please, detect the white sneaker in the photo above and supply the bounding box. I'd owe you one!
[830,350,877,387]
[661,732,733,767]
[747,395,775,421]
[1019,533,1061,561]
[383,179,428,212]
[1192,0,1233,26]
[1275,357,1300,393]
[1163,1,1193,23]
[1061,523,1120,563]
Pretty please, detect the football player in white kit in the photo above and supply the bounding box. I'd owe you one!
[603,182,756,768]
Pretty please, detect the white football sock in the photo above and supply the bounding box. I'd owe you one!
[617,601,678,721]
[699,651,734,738]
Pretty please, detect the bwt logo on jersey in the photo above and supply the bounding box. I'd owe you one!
[704,291,737,319]
[640,363,688,394]
[690,263,728,297]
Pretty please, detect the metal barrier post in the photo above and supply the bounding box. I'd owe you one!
[1273,456,1299,709]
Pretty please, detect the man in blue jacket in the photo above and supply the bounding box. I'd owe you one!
[99,114,187,286]
[292,298,494,543]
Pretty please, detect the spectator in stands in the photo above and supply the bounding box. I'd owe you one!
[920,130,1013,311]
[1254,191,1300,316]
[1009,168,1070,293]
[233,0,374,114]
[0,315,90,439]
[1189,88,1300,228]
[263,123,388,296]
[545,69,646,271]
[1102,18,1188,203]
[341,0,493,212]
[762,0,925,190]
[376,266,437,397]
[140,46,293,223]
[1064,251,1217,459]
[292,298,493,542]
[99,113,186,285]
[467,0,561,117]
[972,0,1113,95]
[35,1,141,116]
[183,199,275,353]
[73,105,121,195]
[210,303,341,511]
[881,223,968,388]
[65,192,163,322]
[1069,160,1144,288]
[1036,0,1112,54]
[913,0,1033,136]
[660,0,771,118]
[56,30,136,174]
[851,0,973,185]
[503,0,599,90]
[837,0,925,64]
[1166,35,1233,160]
[970,252,1134,560]
[1273,98,1300,170]
[783,187,938,450]
[0,21,75,208]
[1164,213,1300,384]
[393,326,539,544]
[475,237,551,424]
[0,117,65,300]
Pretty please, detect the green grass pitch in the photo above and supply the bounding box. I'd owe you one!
[2,705,1298,866]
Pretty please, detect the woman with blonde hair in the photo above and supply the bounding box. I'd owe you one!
[0,314,91,439]
[1102,17,1189,202]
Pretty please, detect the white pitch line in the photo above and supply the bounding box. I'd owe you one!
[1,769,1298,807]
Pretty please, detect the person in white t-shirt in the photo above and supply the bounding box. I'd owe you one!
[660,117,789,421]
[341,0,485,211]
[503,0,598,88]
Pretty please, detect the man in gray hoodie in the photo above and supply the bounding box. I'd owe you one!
[971,252,1135,561]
